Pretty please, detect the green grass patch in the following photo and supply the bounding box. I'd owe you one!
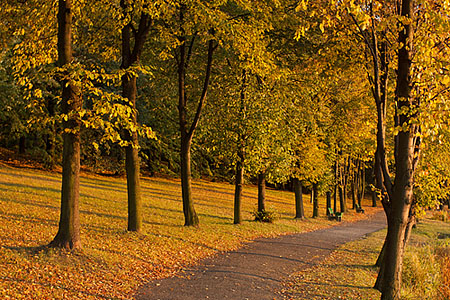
[282,213,450,300]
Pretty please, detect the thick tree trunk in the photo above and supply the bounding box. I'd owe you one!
[312,183,319,218]
[257,172,266,212]
[233,147,244,224]
[376,239,387,268]
[293,178,304,219]
[380,1,416,298]
[49,0,81,250]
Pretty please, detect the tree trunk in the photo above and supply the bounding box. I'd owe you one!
[358,166,365,207]
[257,172,266,212]
[49,0,81,250]
[18,136,26,154]
[333,184,337,212]
[312,183,319,218]
[293,178,304,219]
[351,182,356,210]
[181,137,199,226]
[342,184,347,212]
[376,239,387,268]
[380,0,416,298]
[338,186,344,213]
[120,3,151,232]
[233,147,244,224]
[326,191,331,216]
[176,7,214,226]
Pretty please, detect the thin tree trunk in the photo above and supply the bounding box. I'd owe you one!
[358,166,365,207]
[342,184,347,212]
[351,182,356,210]
[257,172,266,212]
[120,2,151,231]
[293,178,304,219]
[333,184,337,212]
[181,138,198,226]
[49,0,81,250]
[176,7,215,225]
[339,186,344,213]
[19,136,26,154]
[312,183,319,218]
[326,191,331,216]
[234,146,244,224]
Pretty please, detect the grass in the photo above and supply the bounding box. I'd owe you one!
[0,163,380,299]
[282,212,450,300]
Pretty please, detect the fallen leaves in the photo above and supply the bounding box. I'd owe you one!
[0,164,380,299]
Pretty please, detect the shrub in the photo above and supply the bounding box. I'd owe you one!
[252,209,277,223]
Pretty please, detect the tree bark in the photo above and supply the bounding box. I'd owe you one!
[312,182,319,218]
[49,0,81,250]
[18,136,26,154]
[358,165,365,207]
[333,185,337,212]
[176,6,215,226]
[351,181,356,210]
[338,186,344,213]
[257,172,266,212]
[293,178,304,219]
[326,191,331,216]
[120,1,151,231]
[380,1,416,298]
[233,146,244,224]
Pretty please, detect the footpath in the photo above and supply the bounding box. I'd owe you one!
[136,212,386,300]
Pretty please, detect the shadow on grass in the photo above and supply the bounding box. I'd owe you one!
[0,170,60,185]
[0,181,60,194]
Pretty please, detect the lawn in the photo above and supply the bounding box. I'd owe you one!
[282,211,450,300]
[0,162,379,299]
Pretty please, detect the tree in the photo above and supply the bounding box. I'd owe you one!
[120,0,152,232]
[49,0,81,249]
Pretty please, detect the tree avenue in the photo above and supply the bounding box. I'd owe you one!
[1,0,450,299]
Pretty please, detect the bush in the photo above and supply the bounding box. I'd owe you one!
[252,209,277,223]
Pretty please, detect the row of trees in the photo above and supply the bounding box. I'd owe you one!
[1,1,450,299]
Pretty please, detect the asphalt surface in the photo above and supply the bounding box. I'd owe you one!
[136,212,386,300]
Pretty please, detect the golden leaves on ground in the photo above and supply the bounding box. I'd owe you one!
[0,165,379,299]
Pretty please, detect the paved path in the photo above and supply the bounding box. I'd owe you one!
[136,212,386,300]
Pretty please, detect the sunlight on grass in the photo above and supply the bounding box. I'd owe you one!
[282,216,450,300]
[0,164,379,299]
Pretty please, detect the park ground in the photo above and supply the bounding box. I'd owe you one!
[0,152,448,299]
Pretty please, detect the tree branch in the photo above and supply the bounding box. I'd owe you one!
[188,39,215,139]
